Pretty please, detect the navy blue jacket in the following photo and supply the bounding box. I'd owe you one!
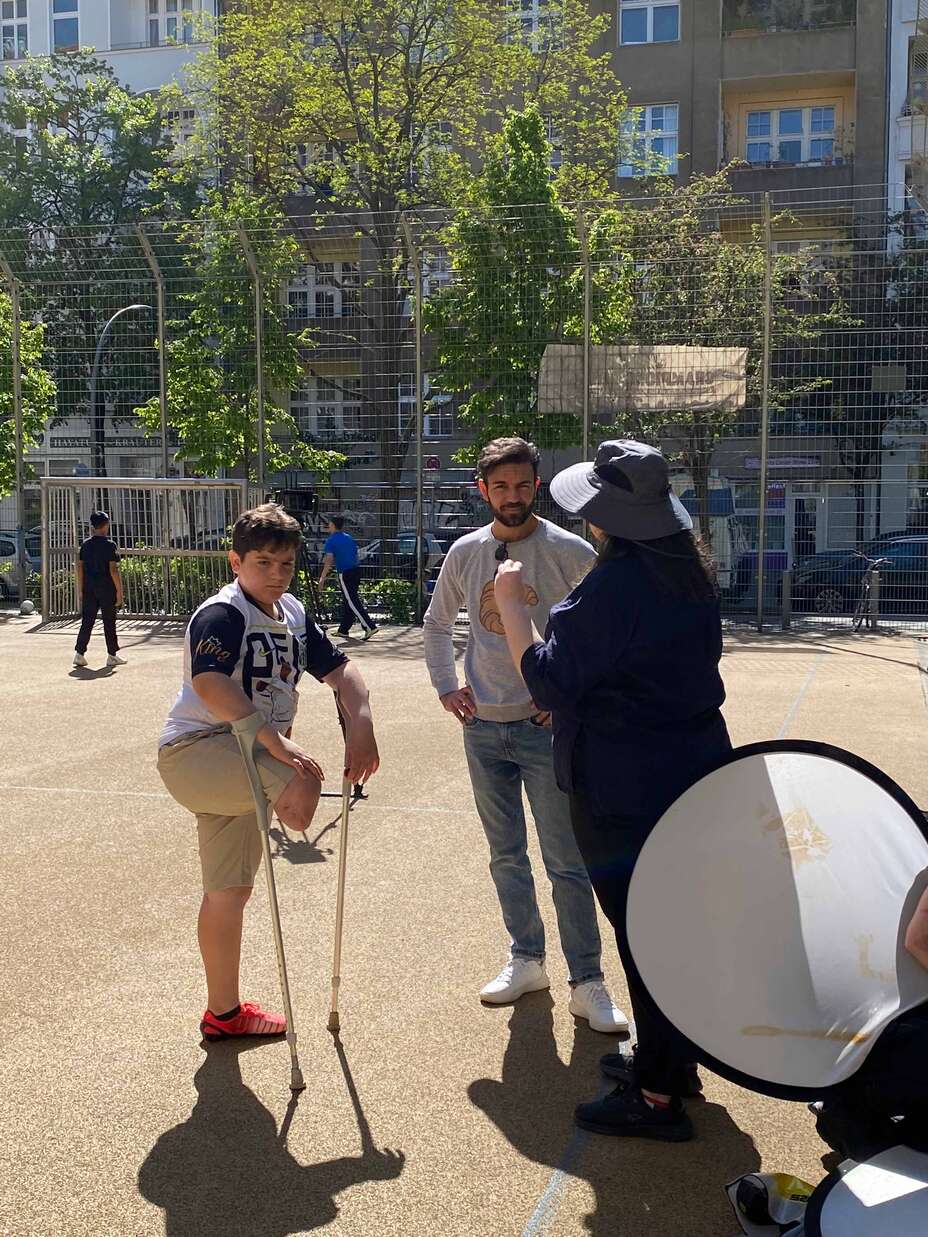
[520,550,730,820]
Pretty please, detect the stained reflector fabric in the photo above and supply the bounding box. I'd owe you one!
[626,741,928,1100]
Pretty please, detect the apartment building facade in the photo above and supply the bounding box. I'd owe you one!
[887,0,927,217]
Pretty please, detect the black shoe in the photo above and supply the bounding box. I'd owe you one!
[600,1049,703,1098]
[575,1084,693,1141]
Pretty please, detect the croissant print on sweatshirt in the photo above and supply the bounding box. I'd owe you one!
[478,578,539,636]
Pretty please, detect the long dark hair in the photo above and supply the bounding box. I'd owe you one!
[597,530,719,602]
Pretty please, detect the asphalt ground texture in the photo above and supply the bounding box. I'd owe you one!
[2,615,927,1237]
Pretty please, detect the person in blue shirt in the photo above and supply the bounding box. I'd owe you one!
[493,439,732,1144]
[318,516,378,640]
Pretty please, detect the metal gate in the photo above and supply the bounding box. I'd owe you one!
[40,478,254,620]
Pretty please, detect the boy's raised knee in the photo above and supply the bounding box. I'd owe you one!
[273,771,322,832]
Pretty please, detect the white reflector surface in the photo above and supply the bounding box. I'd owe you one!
[626,746,928,1094]
[809,1146,928,1237]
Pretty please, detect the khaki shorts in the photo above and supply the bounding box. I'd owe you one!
[157,728,296,893]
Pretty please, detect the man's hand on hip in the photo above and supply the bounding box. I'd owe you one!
[440,686,477,724]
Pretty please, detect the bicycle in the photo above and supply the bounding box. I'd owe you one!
[852,553,890,632]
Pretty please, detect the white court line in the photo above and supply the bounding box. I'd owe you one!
[0,783,466,814]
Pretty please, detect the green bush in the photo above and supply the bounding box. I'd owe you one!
[360,576,417,624]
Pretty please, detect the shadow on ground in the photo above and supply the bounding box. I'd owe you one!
[138,1037,404,1237]
[469,994,760,1236]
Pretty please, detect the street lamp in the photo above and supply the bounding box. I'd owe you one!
[89,303,149,477]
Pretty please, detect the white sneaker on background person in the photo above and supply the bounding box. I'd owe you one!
[106,653,127,667]
[480,956,550,1005]
[72,652,87,667]
[569,979,629,1033]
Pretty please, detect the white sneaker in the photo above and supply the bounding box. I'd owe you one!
[106,653,127,667]
[480,957,550,1005]
[72,652,87,667]
[569,980,629,1033]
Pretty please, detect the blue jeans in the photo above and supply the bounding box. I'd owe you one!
[462,717,603,985]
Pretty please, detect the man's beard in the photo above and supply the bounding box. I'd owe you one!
[489,497,536,528]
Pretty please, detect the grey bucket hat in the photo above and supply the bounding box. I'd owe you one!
[549,439,692,541]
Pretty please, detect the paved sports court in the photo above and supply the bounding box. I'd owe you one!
[2,615,927,1236]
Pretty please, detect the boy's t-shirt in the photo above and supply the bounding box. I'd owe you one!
[324,530,359,572]
[159,577,347,747]
[79,535,120,582]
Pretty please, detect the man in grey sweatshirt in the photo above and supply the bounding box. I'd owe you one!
[423,437,627,1032]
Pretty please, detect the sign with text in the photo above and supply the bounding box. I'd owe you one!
[538,344,748,414]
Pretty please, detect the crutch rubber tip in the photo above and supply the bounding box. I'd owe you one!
[290,1068,306,1092]
[327,1011,341,1033]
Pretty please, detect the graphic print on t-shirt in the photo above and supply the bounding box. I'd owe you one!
[478,578,539,636]
[242,627,306,728]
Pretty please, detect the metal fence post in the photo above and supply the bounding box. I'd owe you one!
[869,570,881,631]
[781,569,792,631]
[401,213,426,623]
[0,250,25,606]
[40,479,49,619]
[236,224,266,493]
[755,193,773,633]
[136,223,172,614]
[576,208,592,461]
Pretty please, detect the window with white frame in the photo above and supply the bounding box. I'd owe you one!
[163,106,196,149]
[619,103,679,177]
[287,261,360,319]
[398,375,455,438]
[619,1,679,45]
[290,375,361,439]
[52,0,79,52]
[148,1,194,47]
[745,105,837,166]
[509,0,558,48]
[2,1,27,61]
[542,114,562,170]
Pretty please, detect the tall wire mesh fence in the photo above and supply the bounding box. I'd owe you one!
[2,184,928,629]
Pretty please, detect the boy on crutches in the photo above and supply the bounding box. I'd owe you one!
[157,503,379,1043]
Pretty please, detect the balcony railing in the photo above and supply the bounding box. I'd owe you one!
[723,0,855,36]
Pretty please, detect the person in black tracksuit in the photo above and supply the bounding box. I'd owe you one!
[74,510,126,668]
[494,440,732,1143]
[318,516,377,640]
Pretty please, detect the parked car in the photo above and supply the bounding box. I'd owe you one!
[792,535,928,614]
[357,531,447,582]
[0,530,40,598]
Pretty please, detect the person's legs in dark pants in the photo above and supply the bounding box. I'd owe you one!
[76,590,101,655]
[568,795,695,1138]
[339,567,376,634]
[100,587,119,655]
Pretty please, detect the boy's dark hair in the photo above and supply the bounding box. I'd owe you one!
[328,515,345,530]
[232,503,302,556]
[90,510,110,530]
[477,437,540,483]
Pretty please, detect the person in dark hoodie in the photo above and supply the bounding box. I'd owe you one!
[494,439,732,1143]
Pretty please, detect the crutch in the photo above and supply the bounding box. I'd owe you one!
[327,772,352,1033]
[231,712,306,1093]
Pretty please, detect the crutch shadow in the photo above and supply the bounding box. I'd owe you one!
[138,1039,405,1237]
[268,817,337,865]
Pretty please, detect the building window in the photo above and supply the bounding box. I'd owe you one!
[148,0,194,48]
[288,262,360,319]
[398,375,455,437]
[746,105,836,166]
[908,38,928,115]
[2,1,27,61]
[510,0,560,49]
[619,104,679,177]
[542,114,562,170]
[52,0,79,52]
[163,106,196,149]
[619,1,679,45]
[290,376,361,440]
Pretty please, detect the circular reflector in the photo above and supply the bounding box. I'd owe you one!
[805,1146,928,1237]
[626,741,928,1100]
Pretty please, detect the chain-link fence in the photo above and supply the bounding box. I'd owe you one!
[2,184,927,629]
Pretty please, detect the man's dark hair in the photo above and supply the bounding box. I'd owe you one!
[477,437,541,483]
[232,503,302,556]
[90,510,110,530]
[328,515,345,530]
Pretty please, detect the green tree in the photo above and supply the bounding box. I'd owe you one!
[0,51,198,474]
[183,0,632,554]
[134,190,345,481]
[0,297,57,495]
[423,108,635,461]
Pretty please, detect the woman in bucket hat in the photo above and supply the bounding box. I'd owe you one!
[493,439,732,1142]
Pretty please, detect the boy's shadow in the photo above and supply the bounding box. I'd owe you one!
[468,995,761,1235]
[268,810,343,865]
[138,1038,404,1237]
